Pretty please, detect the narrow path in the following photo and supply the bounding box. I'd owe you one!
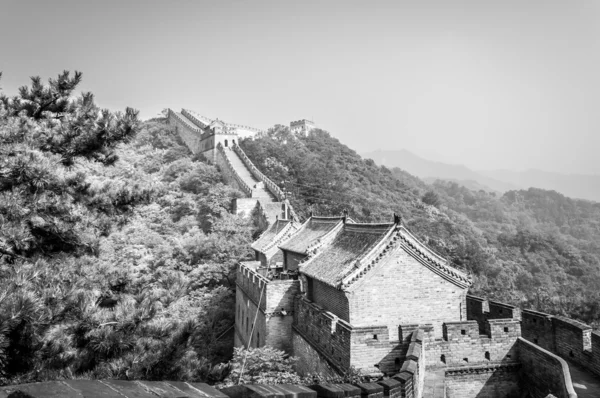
[422,369,445,398]
[567,360,600,398]
[224,148,276,200]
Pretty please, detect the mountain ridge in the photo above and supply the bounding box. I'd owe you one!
[363,149,600,202]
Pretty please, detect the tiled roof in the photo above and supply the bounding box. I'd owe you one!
[300,223,395,286]
[278,216,345,255]
[252,219,293,252]
[298,221,472,289]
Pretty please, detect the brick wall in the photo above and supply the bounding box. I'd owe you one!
[236,265,268,313]
[424,319,520,369]
[348,248,467,340]
[350,326,397,375]
[265,314,294,353]
[466,295,520,334]
[266,279,300,314]
[553,316,592,365]
[294,297,352,372]
[519,338,577,398]
[292,330,341,377]
[444,364,521,398]
[521,309,555,351]
[235,287,266,349]
[235,264,300,353]
[215,150,251,198]
[310,279,350,322]
[393,329,426,398]
[521,309,600,379]
[168,112,202,153]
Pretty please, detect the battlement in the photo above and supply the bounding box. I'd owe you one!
[293,297,352,372]
[520,308,600,378]
[290,119,315,126]
[236,262,300,315]
[232,144,299,221]
[422,318,520,370]
[393,329,426,398]
[290,119,316,136]
[167,109,202,133]
[216,144,253,197]
[181,109,213,130]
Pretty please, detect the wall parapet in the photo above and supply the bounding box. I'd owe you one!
[216,144,253,197]
[232,143,299,222]
[181,109,212,130]
[237,262,300,315]
[393,329,425,398]
[519,337,577,398]
[168,109,202,133]
[294,297,353,372]
[233,143,285,200]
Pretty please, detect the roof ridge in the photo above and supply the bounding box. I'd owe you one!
[344,222,395,230]
[262,221,299,253]
[304,220,346,257]
[339,226,472,290]
[341,226,400,289]
[398,227,470,282]
[400,241,471,288]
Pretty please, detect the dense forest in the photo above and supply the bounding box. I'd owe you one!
[240,126,600,326]
[0,72,261,385]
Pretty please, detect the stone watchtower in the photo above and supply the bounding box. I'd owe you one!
[167,109,260,162]
[290,119,316,136]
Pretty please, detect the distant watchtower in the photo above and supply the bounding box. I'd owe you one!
[290,119,315,136]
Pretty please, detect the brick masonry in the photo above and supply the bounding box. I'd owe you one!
[519,337,577,398]
[444,364,521,398]
[235,264,300,353]
[521,308,600,380]
[348,247,468,340]
[292,330,341,377]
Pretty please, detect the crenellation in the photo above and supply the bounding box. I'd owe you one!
[443,321,480,341]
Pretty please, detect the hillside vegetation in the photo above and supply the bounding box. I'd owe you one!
[0,72,255,384]
[241,126,600,326]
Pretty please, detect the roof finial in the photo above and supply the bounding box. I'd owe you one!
[343,208,348,223]
[394,212,402,225]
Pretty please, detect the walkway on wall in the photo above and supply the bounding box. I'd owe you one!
[222,147,276,200]
[567,360,600,398]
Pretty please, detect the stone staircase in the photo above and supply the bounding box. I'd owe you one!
[221,147,276,200]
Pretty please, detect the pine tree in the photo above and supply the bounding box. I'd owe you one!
[0,71,140,261]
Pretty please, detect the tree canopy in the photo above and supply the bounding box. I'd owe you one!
[0,72,255,385]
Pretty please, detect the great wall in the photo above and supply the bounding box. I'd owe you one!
[165,109,600,398]
[3,110,599,397]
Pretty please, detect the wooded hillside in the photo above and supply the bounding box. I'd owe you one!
[241,126,600,327]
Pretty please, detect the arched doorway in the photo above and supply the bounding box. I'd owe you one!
[224,139,228,147]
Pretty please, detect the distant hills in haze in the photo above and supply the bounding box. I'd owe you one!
[363,149,600,202]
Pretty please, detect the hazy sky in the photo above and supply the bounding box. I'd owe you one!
[1,0,599,174]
